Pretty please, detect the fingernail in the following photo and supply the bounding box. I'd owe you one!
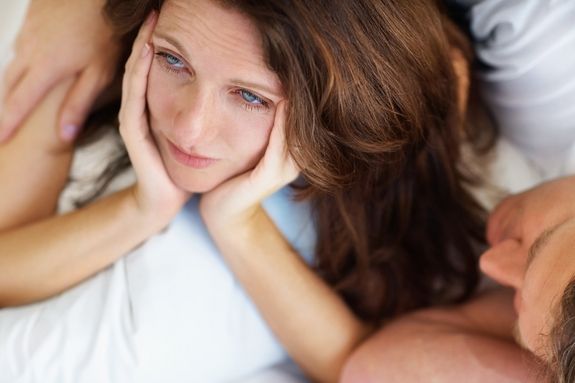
[141,43,151,58]
[61,124,79,142]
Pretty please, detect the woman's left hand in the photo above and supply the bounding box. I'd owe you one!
[199,101,299,234]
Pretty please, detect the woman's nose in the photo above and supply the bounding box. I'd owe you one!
[173,88,218,145]
[479,238,526,290]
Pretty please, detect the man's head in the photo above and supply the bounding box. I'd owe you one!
[482,176,575,382]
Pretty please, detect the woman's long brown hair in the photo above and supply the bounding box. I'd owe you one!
[99,0,488,324]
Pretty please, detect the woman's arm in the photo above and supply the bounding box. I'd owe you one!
[0,12,189,307]
[0,187,162,307]
[0,79,165,307]
[200,105,370,383]
[340,288,541,383]
[211,209,370,383]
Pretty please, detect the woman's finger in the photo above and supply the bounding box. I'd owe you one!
[267,101,299,184]
[120,12,157,128]
[119,10,161,183]
[58,67,111,142]
[248,101,299,199]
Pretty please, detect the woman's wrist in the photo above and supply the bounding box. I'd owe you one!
[125,185,184,234]
[204,205,275,259]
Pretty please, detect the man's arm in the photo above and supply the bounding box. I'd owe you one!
[0,80,74,230]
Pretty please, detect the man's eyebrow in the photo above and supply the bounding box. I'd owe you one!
[526,220,568,269]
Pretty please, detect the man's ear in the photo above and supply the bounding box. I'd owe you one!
[450,47,470,117]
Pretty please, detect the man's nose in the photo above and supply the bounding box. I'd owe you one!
[479,238,526,290]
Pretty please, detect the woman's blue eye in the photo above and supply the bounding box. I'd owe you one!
[164,53,185,69]
[239,90,264,105]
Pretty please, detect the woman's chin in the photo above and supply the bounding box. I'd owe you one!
[175,180,216,194]
[165,164,244,194]
[169,172,222,194]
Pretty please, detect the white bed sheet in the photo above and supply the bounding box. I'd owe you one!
[0,2,309,382]
[3,0,575,382]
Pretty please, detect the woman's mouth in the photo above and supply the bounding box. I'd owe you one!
[166,140,219,169]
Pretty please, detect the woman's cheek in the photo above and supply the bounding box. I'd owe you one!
[229,111,275,169]
[147,65,177,128]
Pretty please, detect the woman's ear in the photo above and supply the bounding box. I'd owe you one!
[450,47,470,117]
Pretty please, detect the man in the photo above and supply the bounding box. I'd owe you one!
[342,175,575,382]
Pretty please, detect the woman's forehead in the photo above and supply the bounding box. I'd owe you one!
[160,0,252,36]
[157,0,262,63]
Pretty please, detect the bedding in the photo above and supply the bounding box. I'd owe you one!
[2,0,575,382]
[458,0,575,180]
[0,4,311,383]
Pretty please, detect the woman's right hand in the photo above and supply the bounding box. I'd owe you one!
[119,12,191,227]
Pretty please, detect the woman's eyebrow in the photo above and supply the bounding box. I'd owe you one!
[230,79,282,98]
[153,31,192,61]
[153,32,281,98]
[526,219,569,269]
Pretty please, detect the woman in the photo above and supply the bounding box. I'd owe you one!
[0,0,485,382]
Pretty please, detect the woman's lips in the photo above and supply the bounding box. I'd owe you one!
[167,140,218,169]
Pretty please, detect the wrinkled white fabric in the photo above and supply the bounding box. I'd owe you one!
[0,3,313,382]
[3,0,575,382]
[464,0,575,178]
[0,177,315,383]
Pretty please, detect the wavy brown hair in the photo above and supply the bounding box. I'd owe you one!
[98,0,488,324]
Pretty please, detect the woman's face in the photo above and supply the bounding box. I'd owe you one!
[480,217,575,358]
[148,0,284,193]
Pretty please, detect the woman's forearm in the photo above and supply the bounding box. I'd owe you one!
[0,79,137,307]
[0,80,151,307]
[209,207,371,383]
[0,186,162,307]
